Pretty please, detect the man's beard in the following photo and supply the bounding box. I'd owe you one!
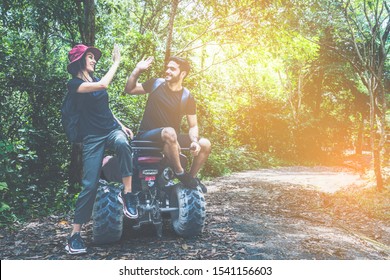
[166,73,180,83]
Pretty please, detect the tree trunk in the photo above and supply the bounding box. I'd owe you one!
[369,82,384,191]
[164,0,179,67]
[83,0,96,46]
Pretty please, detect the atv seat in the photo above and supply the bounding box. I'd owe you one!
[131,140,162,151]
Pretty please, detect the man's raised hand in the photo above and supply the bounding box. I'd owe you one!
[136,56,154,72]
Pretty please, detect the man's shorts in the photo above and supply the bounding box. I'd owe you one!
[136,128,191,148]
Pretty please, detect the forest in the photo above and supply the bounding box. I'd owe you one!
[0,0,389,227]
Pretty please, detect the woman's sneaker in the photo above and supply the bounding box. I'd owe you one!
[118,191,139,219]
[65,232,87,255]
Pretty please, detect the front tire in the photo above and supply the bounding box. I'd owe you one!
[92,180,123,244]
[170,185,206,237]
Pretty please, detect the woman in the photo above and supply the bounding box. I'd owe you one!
[65,44,137,255]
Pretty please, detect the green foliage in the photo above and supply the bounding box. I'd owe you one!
[202,144,265,178]
[0,181,15,226]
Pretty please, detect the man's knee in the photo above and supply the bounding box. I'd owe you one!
[199,138,211,153]
[161,127,178,143]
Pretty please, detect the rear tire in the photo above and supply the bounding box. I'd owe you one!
[170,185,206,237]
[92,180,123,244]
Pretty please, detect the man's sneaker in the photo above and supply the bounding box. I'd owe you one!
[118,191,139,219]
[65,232,87,255]
[175,172,198,189]
[195,178,207,193]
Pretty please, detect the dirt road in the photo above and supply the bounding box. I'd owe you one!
[1,166,389,260]
[208,167,389,260]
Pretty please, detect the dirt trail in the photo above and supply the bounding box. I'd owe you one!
[226,166,367,193]
[208,167,389,260]
[1,166,389,260]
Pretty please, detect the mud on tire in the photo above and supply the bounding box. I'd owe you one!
[92,180,123,244]
[170,185,206,237]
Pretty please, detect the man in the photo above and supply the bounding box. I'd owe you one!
[124,56,211,191]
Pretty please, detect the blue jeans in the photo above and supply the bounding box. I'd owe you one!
[73,129,132,224]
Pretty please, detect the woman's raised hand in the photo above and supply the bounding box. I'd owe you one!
[112,44,121,64]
